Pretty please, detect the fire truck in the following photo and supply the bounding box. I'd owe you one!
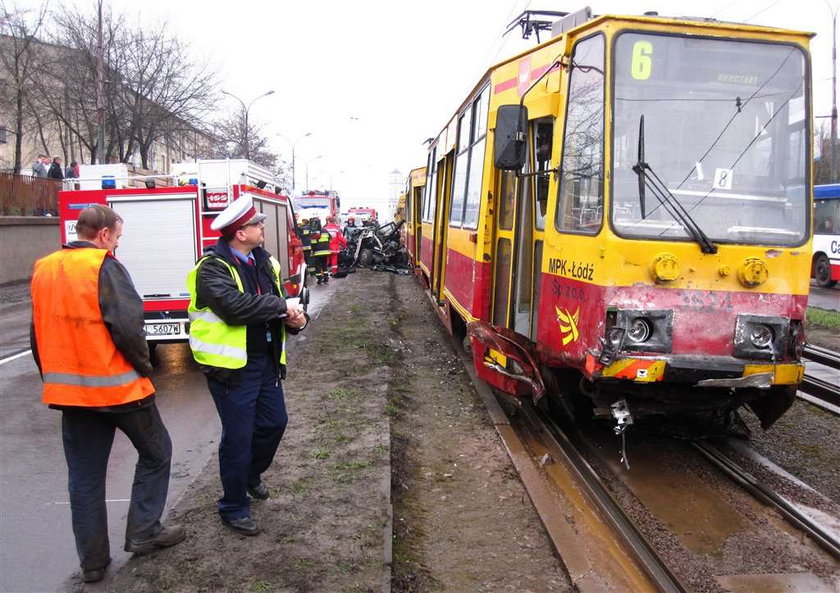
[59,159,307,348]
[293,190,340,226]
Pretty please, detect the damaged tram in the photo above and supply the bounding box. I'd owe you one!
[416,9,813,432]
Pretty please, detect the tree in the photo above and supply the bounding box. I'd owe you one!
[212,109,282,172]
[33,6,218,169]
[815,123,839,185]
[0,1,49,173]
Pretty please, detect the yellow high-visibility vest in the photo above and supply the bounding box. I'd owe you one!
[186,255,287,369]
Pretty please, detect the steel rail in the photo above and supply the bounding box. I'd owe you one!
[692,440,840,561]
[803,344,840,369]
[523,405,689,593]
[800,375,840,410]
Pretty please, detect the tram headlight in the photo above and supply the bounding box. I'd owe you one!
[612,309,673,353]
[627,318,652,343]
[749,324,774,349]
[734,315,788,360]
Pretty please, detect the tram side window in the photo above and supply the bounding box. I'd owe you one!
[498,170,516,230]
[424,147,438,223]
[556,34,605,235]
[533,117,554,230]
[450,85,490,229]
[450,113,470,225]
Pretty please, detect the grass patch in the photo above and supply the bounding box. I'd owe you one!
[333,460,371,471]
[807,307,840,330]
[288,478,310,497]
[328,387,362,400]
[357,340,395,365]
[250,580,272,592]
[314,449,331,460]
[330,460,372,483]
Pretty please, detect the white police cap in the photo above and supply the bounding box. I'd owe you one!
[211,196,267,237]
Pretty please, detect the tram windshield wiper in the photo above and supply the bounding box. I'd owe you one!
[632,115,718,255]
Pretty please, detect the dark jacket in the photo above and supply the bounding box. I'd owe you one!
[193,239,307,378]
[48,162,64,180]
[30,241,154,410]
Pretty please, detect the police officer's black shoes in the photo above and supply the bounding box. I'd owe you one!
[82,567,106,583]
[222,516,261,536]
[125,524,187,554]
[247,481,270,500]
[82,558,111,583]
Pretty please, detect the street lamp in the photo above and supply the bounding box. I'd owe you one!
[299,155,322,193]
[277,132,312,194]
[222,89,275,160]
[315,169,344,194]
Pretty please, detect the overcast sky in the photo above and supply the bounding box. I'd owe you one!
[21,0,840,215]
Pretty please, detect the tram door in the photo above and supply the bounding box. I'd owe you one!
[492,118,552,341]
[411,180,424,264]
[431,151,453,303]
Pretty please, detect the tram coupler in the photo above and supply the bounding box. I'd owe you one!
[611,399,634,470]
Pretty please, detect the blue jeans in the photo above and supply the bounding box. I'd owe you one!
[207,353,288,520]
[61,404,172,570]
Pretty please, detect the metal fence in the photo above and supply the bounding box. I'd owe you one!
[0,173,62,216]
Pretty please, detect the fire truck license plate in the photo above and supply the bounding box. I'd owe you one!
[145,323,181,336]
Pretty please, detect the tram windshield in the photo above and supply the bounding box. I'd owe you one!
[611,32,809,246]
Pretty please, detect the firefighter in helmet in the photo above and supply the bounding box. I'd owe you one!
[297,218,312,278]
[310,217,330,284]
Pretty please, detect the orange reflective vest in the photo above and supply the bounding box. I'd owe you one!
[31,248,154,407]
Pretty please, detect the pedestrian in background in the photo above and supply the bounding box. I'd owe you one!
[48,156,64,180]
[187,196,308,536]
[30,205,185,584]
[31,154,48,178]
[65,160,79,179]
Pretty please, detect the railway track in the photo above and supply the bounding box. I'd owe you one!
[458,349,687,593]
[455,336,839,591]
[692,439,840,561]
[801,344,840,413]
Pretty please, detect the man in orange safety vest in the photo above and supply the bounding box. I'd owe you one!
[30,205,185,583]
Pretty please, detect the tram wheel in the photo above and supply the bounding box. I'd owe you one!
[814,253,836,288]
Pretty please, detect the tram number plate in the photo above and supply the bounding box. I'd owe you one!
[145,322,181,336]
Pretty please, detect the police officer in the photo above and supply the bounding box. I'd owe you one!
[186,196,308,536]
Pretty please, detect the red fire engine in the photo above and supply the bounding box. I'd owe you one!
[59,159,306,347]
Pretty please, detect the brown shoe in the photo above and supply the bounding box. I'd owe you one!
[125,524,186,554]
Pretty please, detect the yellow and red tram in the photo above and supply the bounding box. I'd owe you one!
[403,166,426,269]
[417,10,813,430]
